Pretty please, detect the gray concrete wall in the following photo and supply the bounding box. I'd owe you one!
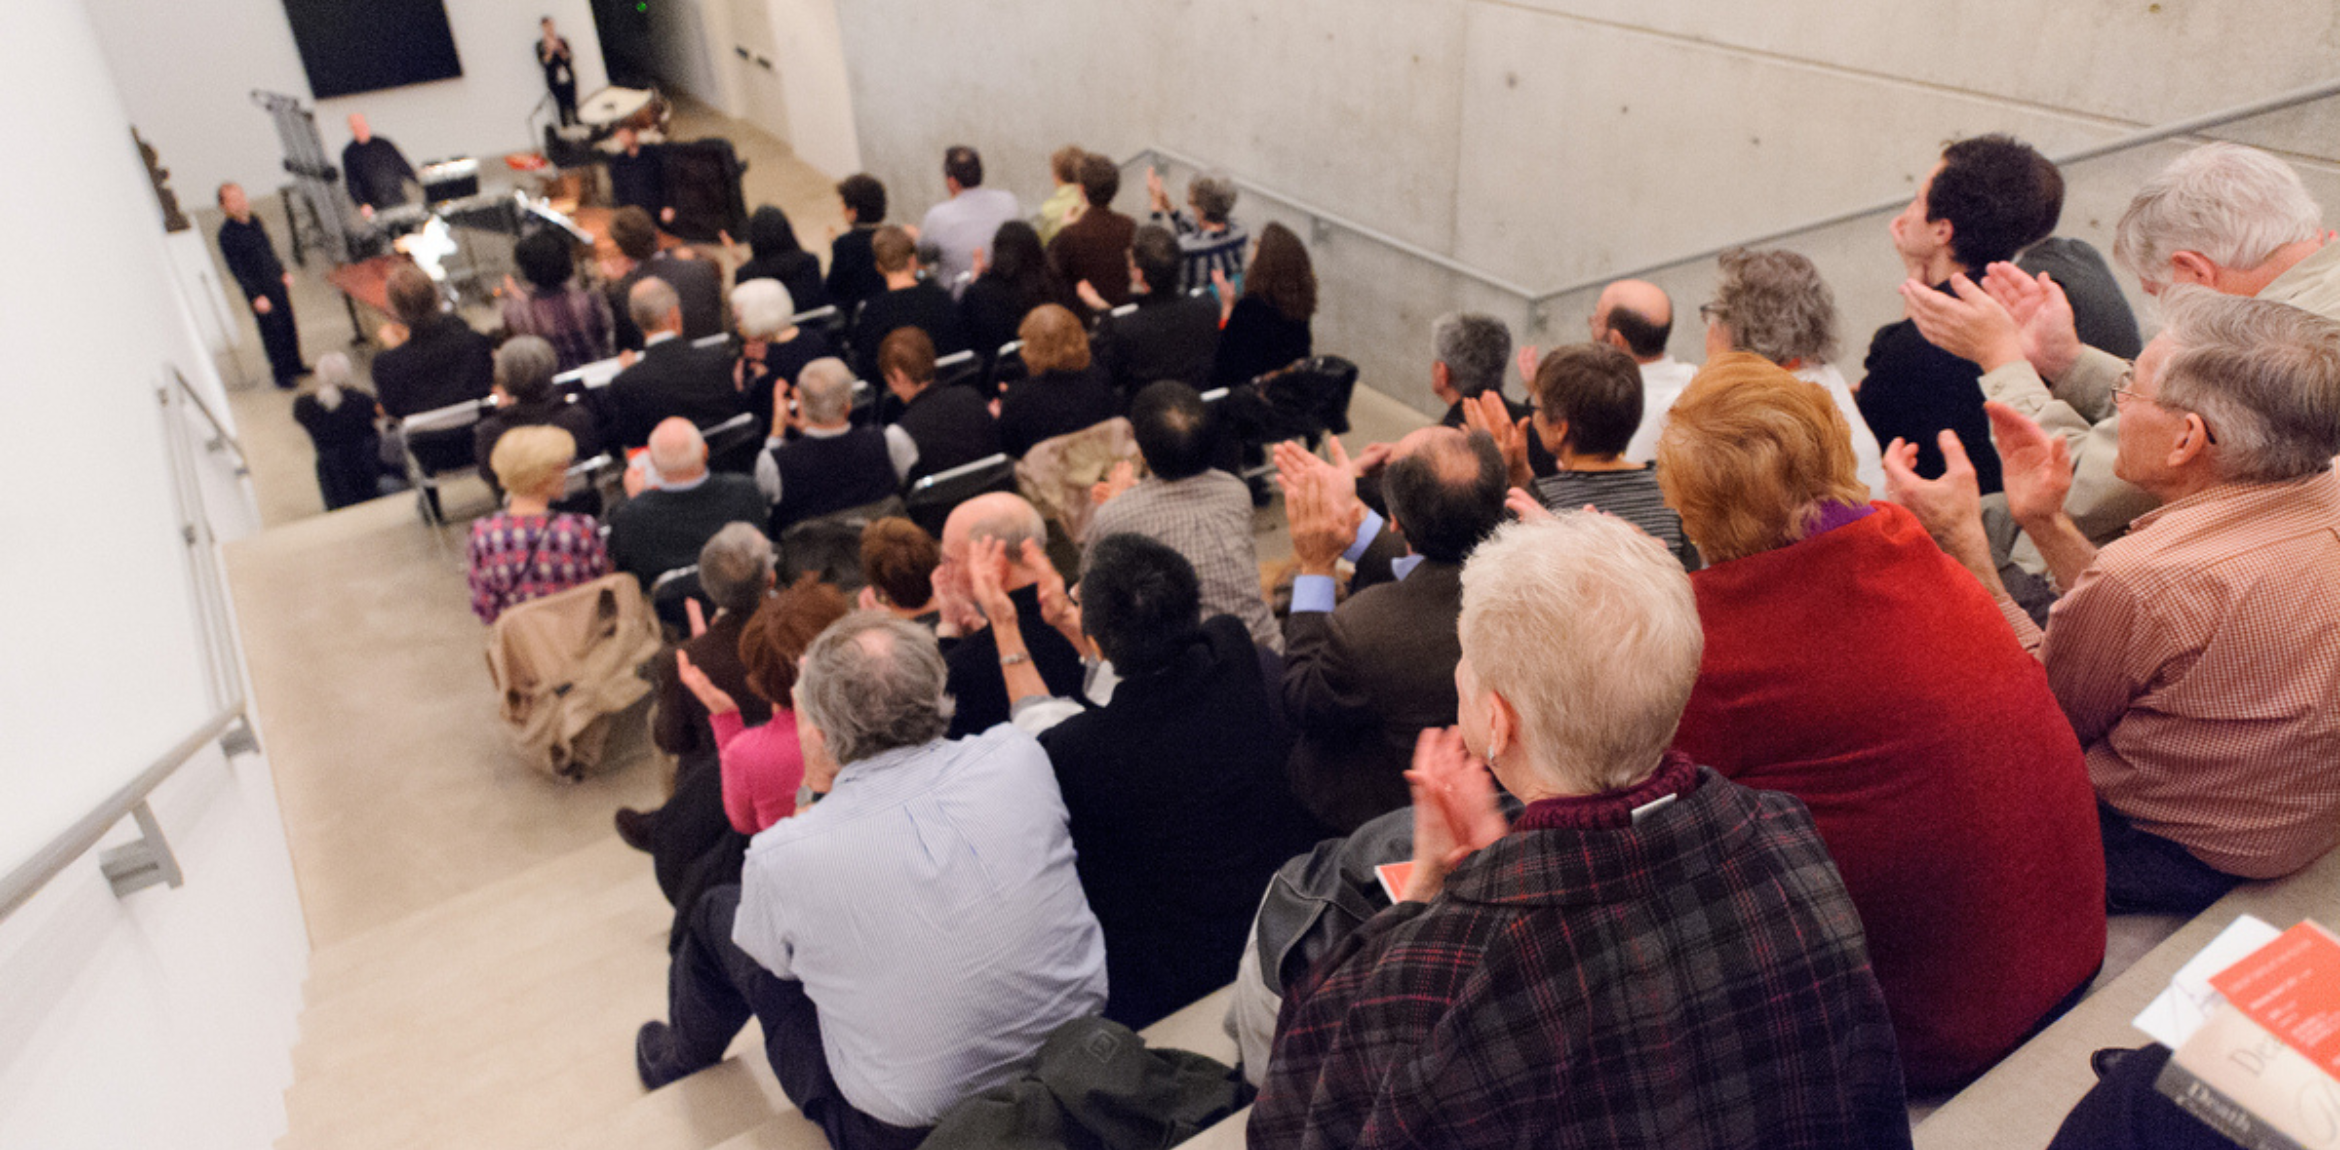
[834,1,2340,420]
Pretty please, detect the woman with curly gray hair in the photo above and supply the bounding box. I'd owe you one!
[1698,248,1884,493]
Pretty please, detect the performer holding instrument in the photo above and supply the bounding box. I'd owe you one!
[539,18,579,126]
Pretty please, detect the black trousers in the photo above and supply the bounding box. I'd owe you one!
[552,81,578,126]
[669,886,932,1150]
[253,288,303,386]
[2099,802,2243,916]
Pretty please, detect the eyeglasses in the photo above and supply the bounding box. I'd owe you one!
[2113,383,2217,443]
[1698,303,1725,324]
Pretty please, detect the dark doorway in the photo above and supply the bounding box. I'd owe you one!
[588,0,657,89]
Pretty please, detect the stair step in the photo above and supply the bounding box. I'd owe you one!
[535,1052,811,1150]
[1139,984,1237,1065]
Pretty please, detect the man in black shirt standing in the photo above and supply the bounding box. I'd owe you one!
[538,18,578,126]
[341,113,416,219]
[215,182,306,388]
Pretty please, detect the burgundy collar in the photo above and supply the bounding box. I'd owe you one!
[1513,752,1703,832]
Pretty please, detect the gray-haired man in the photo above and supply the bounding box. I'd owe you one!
[636,613,1106,1150]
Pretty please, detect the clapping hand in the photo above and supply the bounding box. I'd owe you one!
[674,650,739,717]
[1075,279,1110,313]
[684,597,708,637]
[1978,262,2084,381]
[1146,166,1172,215]
[1462,390,1535,489]
[1515,344,1540,385]
[1277,448,1366,578]
[1400,727,1508,902]
[1090,459,1138,506]
[1985,400,2073,528]
[1898,274,2026,373]
[1020,538,1091,657]
[931,564,985,637]
[1505,487,1553,523]
[965,535,1019,633]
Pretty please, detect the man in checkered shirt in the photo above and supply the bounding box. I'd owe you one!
[1250,512,1909,1150]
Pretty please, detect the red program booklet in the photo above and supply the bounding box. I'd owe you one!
[1374,861,1414,904]
[2210,920,2340,1079]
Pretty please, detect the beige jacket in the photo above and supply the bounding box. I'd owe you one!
[1015,416,1141,546]
[483,573,661,780]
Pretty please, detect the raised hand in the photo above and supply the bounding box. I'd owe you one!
[930,565,985,636]
[1090,458,1138,506]
[1898,275,2026,373]
[1979,262,2083,381]
[1400,726,1509,901]
[964,535,1019,633]
[1279,464,1365,578]
[1463,391,1534,489]
[1022,538,1091,657]
[1146,166,1171,215]
[1515,344,1540,385]
[684,597,708,638]
[674,650,739,717]
[1985,400,2072,528]
[1505,487,1553,523]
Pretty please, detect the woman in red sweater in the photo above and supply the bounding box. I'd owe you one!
[1657,353,2105,1094]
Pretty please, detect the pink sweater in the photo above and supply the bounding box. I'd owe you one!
[708,709,806,834]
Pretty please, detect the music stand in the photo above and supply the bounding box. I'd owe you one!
[251,89,356,268]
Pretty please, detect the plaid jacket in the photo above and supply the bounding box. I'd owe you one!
[1250,767,1911,1150]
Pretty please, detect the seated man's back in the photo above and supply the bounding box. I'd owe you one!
[733,723,1106,1129]
[606,338,741,449]
[608,477,765,586]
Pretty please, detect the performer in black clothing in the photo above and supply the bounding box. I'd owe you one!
[537,18,579,126]
[607,127,673,225]
[215,182,307,388]
[341,113,416,217]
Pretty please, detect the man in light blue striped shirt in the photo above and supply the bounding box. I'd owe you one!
[636,613,1107,1149]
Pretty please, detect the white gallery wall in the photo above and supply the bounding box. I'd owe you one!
[0,2,306,1147]
[83,0,608,207]
[832,0,2340,416]
[650,0,862,177]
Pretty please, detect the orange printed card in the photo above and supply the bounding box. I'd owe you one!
[2210,920,2340,1079]
[1374,862,1414,904]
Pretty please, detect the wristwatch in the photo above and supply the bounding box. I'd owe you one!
[1000,651,1031,667]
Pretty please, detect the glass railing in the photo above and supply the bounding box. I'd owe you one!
[1123,75,2340,423]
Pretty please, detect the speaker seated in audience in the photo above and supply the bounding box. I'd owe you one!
[1274,427,1506,833]
[1890,287,2340,917]
[474,336,601,500]
[374,263,494,474]
[825,173,890,315]
[605,278,743,450]
[466,425,610,625]
[1699,247,1886,494]
[849,224,970,374]
[756,358,912,533]
[292,352,387,512]
[1657,353,2105,1094]
[605,205,724,352]
[1494,342,1696,569]
[731,279,832,435]
[607,418,767,590]
[996,304,1116,457]
[501,226,613,372]
[635,613,1106,1150]
[732,203,828,314]
[1047,152,1138,319]
[1209,221,1315,387]
[1248,513,1911,1150]
[1034,144,1086,245]
[1146,167,1248,297]
[879,328,1000,485]
[1086,381,1280,651]
[855,517,942,629]
[967,531,1315,1030]
[670,575,851,835]
[957,219,1058,365]
[1090,225,1220,398]
[935,493,1088,737]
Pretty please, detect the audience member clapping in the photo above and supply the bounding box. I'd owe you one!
[1210,221,1316,386]
[671,575,850,835]
[1500,342,1697,568]
[967,531,1315,1029]
[996,304,1117,457]
[1249,512,1910,1150]
[636,612,1105,1149]
[855,517,942,628]
[1889,287,2340,915]
[467,425,609,624]
[754,358,906,533]
[1699,247,1885,493]
[1658,353,2105,1091]
[1274,426,1505,832]
[1146,166,1248,296]
[933,493,1087,735]
[731,278,832,434]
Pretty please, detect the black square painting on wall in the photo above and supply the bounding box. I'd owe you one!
[282,0,464,99]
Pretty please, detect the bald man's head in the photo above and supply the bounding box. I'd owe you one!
[648,418,707,481]
[1592,280,1673,361]
[1383,426,1507,564]
[940,492,1048,594]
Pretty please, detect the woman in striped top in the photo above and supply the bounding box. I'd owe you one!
[467,425,610,624]
[1496,342,1698,570]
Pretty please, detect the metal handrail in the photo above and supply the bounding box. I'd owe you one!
[168,366,251,475]
[0,704,250,922]
[1131,74,2340,318]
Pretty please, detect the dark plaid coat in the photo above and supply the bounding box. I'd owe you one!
[1249,768,1912,1150]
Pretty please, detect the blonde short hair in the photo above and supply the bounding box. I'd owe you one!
[1018,304,1091,374]
[1655,353,1869,563]
[489,424,577,499]
[1460,515,1704,794]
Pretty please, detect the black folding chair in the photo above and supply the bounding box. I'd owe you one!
[902,453,1019,537]
[701,411,764,475]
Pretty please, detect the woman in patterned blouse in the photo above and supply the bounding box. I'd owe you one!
[467,424,610,623]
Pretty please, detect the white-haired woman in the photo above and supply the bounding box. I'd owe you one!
[291,351,387,511]
[1699,247,1886,494]
[732,278,833,435]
